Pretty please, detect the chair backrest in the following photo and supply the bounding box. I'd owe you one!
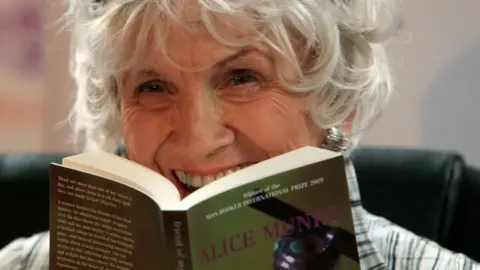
[351,147,480,262]
[0,153,66,248]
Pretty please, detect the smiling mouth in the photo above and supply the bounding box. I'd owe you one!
[173,163,255,192]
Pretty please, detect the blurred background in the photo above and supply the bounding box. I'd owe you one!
[1,0,479,167]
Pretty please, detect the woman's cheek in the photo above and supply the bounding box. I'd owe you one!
[223,92,320,155]
[121,105,171,169]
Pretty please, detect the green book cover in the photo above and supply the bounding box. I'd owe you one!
[49,146,359,270]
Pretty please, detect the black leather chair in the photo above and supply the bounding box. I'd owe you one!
[1,147,479,262]
[352,148,480,262]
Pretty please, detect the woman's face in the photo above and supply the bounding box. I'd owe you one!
[120,23,325,198]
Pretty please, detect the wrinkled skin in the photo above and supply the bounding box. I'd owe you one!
[119,20,325,198]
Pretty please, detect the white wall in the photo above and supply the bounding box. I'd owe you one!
[360,0,480,167]
[0,0,44,152]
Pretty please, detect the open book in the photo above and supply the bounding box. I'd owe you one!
[49,146,360,270]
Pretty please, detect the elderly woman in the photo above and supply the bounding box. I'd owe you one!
[1,0,479,269]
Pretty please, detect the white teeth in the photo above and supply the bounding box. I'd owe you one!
[192,177,202,188]
[176,171,187,183]
[174,165,250,189]
[204,175,215,184]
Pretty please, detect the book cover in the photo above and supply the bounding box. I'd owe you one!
[167,155,359,270]
[49,149,359,270]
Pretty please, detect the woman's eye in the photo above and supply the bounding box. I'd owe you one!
[134,79,173,109]
[136,80,166,93]
[227,69,259,86]
[218,69,263,99]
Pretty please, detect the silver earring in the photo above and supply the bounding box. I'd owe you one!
[322,127,348,152]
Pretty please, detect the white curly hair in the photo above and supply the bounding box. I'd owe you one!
[64,0,401,154]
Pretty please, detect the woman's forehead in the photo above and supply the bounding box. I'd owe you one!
[128,42,274,78]
[121,15,273,73]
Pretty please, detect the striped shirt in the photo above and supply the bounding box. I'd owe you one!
[0,157,479,269]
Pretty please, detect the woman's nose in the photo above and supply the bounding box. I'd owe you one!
[170,92,234,158]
